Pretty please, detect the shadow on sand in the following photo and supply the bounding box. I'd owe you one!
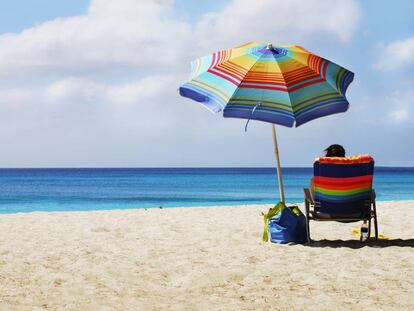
[305,239,414,249]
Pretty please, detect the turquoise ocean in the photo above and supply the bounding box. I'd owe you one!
[0,167,413,214]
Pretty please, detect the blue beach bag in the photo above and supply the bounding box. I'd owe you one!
[262,202,308,244]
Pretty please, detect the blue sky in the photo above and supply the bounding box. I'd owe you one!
[0,1,88,32]
[0,0,413,167]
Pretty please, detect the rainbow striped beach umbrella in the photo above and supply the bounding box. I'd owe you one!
[179,42,354,203]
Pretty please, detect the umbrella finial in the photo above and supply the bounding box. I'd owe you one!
[266,43,273,50]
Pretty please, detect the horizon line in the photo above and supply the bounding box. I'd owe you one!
[0,166,413,169]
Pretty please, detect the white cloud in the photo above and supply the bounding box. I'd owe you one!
[374,37,414,70]
[384,90,413,124]
[0,0,360,79]
[195,0,360,51]
[44,75,177,104]
[0,0,191,79]
[0,0,362,167]
[389,109,409,121]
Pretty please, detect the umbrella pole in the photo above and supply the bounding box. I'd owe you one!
[271,124,285,204]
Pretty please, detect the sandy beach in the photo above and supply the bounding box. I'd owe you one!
[0,201,413,311]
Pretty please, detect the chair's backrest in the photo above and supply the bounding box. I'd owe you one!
[313,155,374,219]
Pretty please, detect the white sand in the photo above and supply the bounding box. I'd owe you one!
[0,201,413,311]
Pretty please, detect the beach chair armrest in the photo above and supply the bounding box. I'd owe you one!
[304,188,314,205]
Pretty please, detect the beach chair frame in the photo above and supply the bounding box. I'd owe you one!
[303,185,378,242]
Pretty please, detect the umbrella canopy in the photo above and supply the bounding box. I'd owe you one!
[180,42,354,127]
[179,42,354,202]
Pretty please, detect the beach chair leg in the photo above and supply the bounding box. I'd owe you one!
[306,218,311,243]
[303,189,314,243]
[371,189,378,240]
[368,218,372,241]
[373,206,378,240]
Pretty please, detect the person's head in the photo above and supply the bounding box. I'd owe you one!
[324,144,345,157]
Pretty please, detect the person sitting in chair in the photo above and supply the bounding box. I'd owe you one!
[310,144,346,194]
[324,144,346,157]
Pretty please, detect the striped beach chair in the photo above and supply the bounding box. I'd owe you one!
[303,155,378,241]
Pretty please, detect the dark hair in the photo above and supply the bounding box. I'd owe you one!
[325,144,345,157]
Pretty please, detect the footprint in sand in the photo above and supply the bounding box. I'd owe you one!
[247,256,259,264]
[91,227,110,233]
[53,278,65,286]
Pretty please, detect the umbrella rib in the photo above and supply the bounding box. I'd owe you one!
[184,47,264,112]
[278,51,352,121]
[289,48,351,96]
[225,47,296,113]
[268,50,295,120]
[220,51,268,109]
[196,42,260,70]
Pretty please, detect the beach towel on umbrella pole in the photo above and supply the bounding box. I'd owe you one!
[179,42,354,203]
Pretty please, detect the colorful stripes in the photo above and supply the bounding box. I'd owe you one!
[313,155,374,217]
[179,42,354,127]
[316,154,373,164]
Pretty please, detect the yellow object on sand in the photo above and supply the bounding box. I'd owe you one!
[352,228,389,240]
